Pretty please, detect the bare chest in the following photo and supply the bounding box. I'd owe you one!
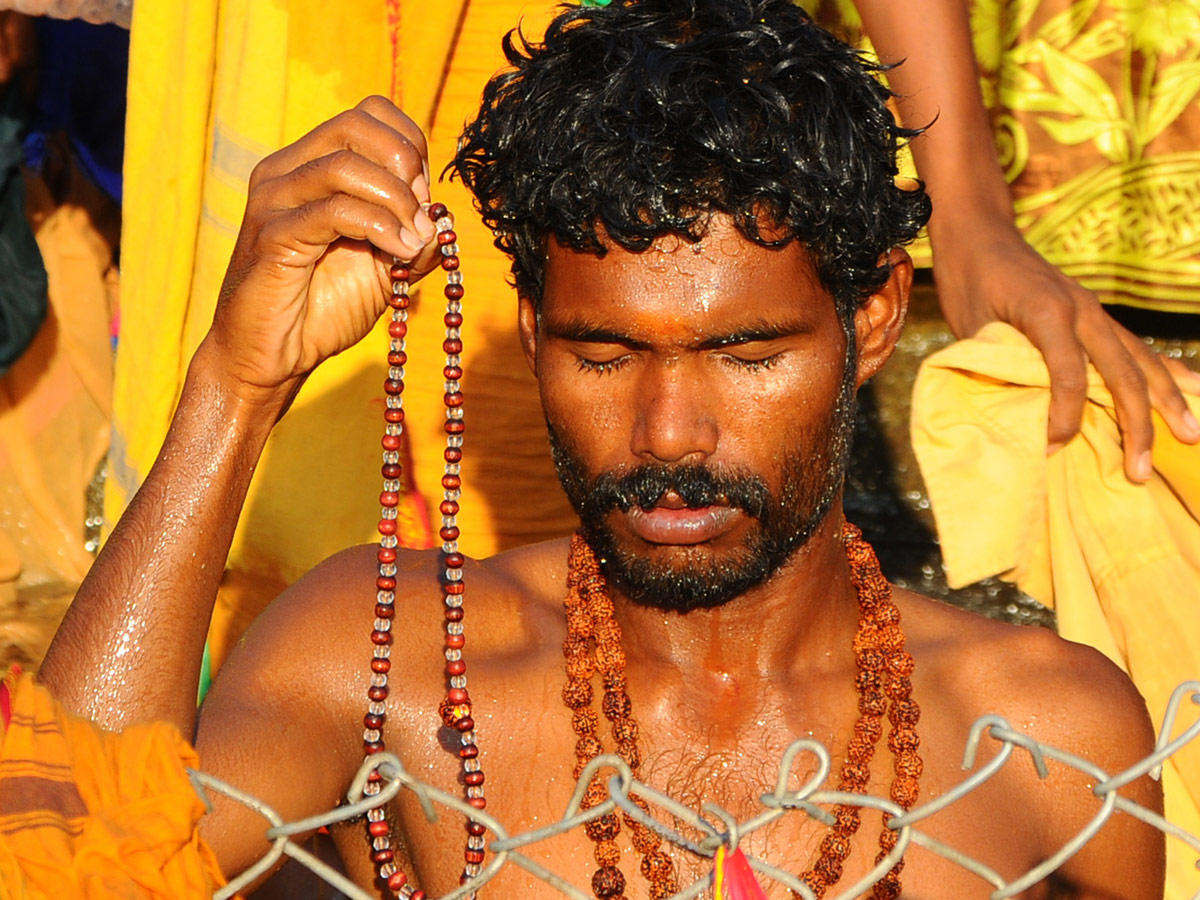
[331,674,1052,900]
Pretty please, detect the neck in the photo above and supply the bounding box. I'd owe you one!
[608,508,861,684]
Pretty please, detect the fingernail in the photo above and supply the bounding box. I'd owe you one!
[1045,441,1065,457]
[398,226,426,254]
[1135,450,1153,482]
[412,173,431,204]
[413,208,435,241]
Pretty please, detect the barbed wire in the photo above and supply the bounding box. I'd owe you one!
[189,680,1200,900]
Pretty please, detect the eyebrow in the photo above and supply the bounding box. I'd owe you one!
[543,317,815,350]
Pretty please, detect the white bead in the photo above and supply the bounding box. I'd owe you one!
[382,534,398,548]
[364,728,381,742]
[373,836,390,851]
[383,451,400,465]
[381,563,398,576]
[382,507,398,519]
[376,590,394,604]
[445,648,462,661]
[448,270,463,284]
[374,617,391,632]
[364,782,381,796]
[369,701,387,715]
[450,675,467,689]
[447,622,464,635]
[368,807,385,822]
[372,673,388,688]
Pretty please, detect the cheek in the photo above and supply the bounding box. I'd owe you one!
[537,355,632,455]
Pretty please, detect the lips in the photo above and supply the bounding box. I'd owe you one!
[624,503,741,545]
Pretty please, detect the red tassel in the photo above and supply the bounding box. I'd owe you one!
[713,846,769,900]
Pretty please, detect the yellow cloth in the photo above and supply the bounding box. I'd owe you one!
[911,322,1200,897]
[0,670,225,898]
[0,160,115,670]
[112,1,576,671]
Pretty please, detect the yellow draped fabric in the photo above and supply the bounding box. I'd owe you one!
[0,163,115,670]
[911,322,1200,897]
[805,0,1200,312]
[0,670,225,898]
[113,1,576,670]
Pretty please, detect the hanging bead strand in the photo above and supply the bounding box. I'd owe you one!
[365,202,483,899]
[426,204,488,891]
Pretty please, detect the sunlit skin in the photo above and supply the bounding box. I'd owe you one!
[40,100,1165,899]
[522,219,876,651]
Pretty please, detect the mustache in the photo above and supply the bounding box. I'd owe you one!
[579,464,771,520]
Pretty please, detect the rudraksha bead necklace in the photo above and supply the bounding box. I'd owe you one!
[363,203,484,899]
[563,523,923,900]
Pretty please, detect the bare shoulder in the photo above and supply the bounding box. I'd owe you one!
[895,588,1154,756]
[211,535,573,698]
[894,589,1164,897]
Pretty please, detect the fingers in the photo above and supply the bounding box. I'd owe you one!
[263,149,431,257]
[252,97,428,192]
[1162,356,1200,395]
[1013,296,1088,455]
[1074,307,1156,481]
[245,98,437,263]
[1113,328,1200,445]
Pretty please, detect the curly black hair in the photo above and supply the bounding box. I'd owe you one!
[449,0,931,320]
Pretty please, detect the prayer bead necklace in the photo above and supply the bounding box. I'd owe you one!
[364,203,484,898]
[563,524,923,900]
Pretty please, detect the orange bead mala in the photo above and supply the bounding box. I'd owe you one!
[563,523,922,900]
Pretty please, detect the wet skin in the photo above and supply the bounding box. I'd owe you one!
[192,221,1164,899]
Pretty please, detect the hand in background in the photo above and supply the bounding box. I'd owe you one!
[931,211,1200,481]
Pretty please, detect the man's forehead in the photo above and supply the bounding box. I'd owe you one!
[539,219,833,336]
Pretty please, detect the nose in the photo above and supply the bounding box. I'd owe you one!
[630,360,719,464]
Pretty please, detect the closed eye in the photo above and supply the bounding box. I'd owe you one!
[720,352,783,373]
[576,354,634,375]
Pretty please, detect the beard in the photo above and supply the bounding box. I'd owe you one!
[547,364,857,613]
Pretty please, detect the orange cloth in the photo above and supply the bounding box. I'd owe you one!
[0,670,225,899]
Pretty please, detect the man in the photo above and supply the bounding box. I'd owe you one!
[38,1,1165,897]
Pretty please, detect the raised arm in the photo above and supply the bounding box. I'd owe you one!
[853,0,1200,481]
[37,97,441,735]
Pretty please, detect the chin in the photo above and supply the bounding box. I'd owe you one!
[586,527,790,613]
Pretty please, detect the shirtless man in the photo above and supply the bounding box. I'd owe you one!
[38,1,1165,897]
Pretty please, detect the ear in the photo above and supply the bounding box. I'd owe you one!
[853,248,912,387]
[518,294,540,375]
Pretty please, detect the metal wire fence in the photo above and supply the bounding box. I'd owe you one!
[189,681,1200,900]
